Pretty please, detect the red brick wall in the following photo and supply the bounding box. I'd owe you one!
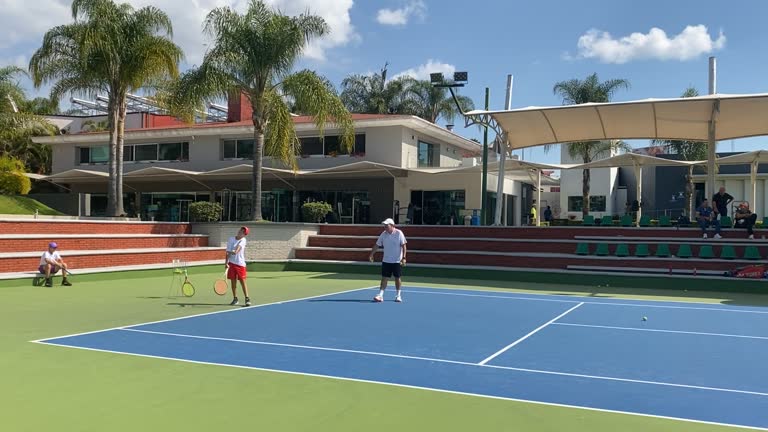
[0,236,208,253]
[2,249,224,273]
[317,225,763,240]
[294,249,736,272]
[0,221,191,235]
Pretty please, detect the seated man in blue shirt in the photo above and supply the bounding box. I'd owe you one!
[696,199,721,239]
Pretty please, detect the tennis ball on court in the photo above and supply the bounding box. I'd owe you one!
[642,316,647,321]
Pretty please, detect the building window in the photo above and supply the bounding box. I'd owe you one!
[158,142,189,161]
[135,144,158,161]
[418,141,438,167]
[123,145,134,162]
[353,134,366,155]
[568,196,607,212]
[222,139,254,159]
[298,134,366,157]
[77,145,109,164]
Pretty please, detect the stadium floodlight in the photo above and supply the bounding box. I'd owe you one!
[430,73,445,84]
[453,71,468,83]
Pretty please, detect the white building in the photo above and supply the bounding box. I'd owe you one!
[34,96,558,225]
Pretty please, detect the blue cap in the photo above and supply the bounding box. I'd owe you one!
[49,242,58,249]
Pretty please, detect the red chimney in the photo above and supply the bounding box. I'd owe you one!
[227,91,253,122]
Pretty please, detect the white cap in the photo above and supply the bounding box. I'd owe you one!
[381,218,395,225]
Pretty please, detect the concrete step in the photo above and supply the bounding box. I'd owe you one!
[305,235,767,257]
[0,234,209,252]
[317,224,767,239]
[0,247,226,273]
[294,247,752,272]
[0,219,190,235]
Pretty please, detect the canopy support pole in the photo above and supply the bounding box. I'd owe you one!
[634,164,642,226]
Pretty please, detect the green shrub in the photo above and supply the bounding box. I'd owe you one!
[189,201,223,222]
[301,201,332,223]
[0,172,31,195]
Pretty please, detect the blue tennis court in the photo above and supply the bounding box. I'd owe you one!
[36,286,768,430]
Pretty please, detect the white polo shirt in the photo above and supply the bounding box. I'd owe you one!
[40,251,61,266]
[226,236,247,267]
[376,228,407,263]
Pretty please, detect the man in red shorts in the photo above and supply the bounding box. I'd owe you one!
[225,226,250,306]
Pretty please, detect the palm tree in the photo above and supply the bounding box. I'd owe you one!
[550,73,631,215]
[0,66,57,174]
[167,0,354,221]
[401,79,474,123]
[652,87,706,217]
[29,0,183,216]
[340,63,412,115]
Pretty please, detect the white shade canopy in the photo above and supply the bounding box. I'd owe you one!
[572,153,703,170]
[714,149,768,165]
[466,93,768,150]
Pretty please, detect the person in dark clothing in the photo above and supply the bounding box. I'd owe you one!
[734,202,758,239]
[543,206,553,223]
[712,187,734,219]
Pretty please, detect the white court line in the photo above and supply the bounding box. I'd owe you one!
[404,287,768,315]
[552,322,768,341]
[28,342,768,432]
[30,286,376,343]
[478,303,584,365]
[43,327,768,399]
[403,289,579,304]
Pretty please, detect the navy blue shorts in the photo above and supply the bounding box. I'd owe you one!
[381,262,402,278]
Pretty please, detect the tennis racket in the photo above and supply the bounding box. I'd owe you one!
[181,267,195,297]
[213,267,228,296]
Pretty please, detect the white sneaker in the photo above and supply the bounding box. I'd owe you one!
[395,295,403,303]
[703,234,708,239]
[373,295,383,303]
[714,234,722,239]
[749,234,755,239]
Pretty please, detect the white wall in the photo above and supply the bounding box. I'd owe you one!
[559,144,619,219]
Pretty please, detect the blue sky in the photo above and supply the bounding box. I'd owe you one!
[3,0,768,163]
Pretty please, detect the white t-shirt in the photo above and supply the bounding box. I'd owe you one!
[376,229,407,263]
[226,236,247,267]
[40,251,62,266]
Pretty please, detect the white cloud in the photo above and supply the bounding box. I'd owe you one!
[0,0,357,68]
[569,25,726,64]
[392,59,455,81]
[376,0,426,26]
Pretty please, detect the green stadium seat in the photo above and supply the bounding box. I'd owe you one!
[762,216,768,226]
[744,245,762,260]
[720,216,733,227]
[620,215,633,227]
[676,244,692,258]
[639,215,652,227]
[615,243,630,257]
[655,243,671,257]
[635,244,650,257]
[582,215,595,226]
[720,245,737,260]
[600,215,613,226]
[659,215,672,227]
[699,244,714,259]
[575,243,590,255]
[595,243,610,256]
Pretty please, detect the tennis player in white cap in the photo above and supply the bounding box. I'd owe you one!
[368,218,407,302]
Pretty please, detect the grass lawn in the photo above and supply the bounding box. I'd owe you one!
[0,195,64,215]
[2,267,761,432]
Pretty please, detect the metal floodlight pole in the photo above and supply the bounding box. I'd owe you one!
[706,56,718,204]
[481,88,489,225]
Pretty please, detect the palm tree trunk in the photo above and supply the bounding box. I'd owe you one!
[582,168,591,216]
[115,93,127,216]
[251,130,264,221]
[107,95,119,217]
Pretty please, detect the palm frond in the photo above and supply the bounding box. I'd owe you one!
[279,70,354,153]
[263,89,300,169]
